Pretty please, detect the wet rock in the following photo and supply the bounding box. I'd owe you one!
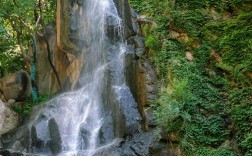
[131,8,138,19]
[2,70,31,101]
[134,36,145,48]
[12,140,24,152]
[0,137,2,148]
[2,126,28,147]
[0,100,19,135]
[112,85,142,135]
[0,148,24,156]
[30,126,44,151]
[149,142,168,155]
[77,0,83,5]
[120,132,158,156]
[1,124,31,153]
[145,108,157,127]
[127,36,146,58]
[125,50,158,130]
[79,122,91,148]
[114,0,135,38]
[136,48,145,57]
[48,118,62,155]
[131,9,141,35]
[92,139,123,156]
[99,114,114,145]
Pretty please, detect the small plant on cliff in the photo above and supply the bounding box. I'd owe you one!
[154,78,192,133]
[145,35,159,50]
[12,93,55,117]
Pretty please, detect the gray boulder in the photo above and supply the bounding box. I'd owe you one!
[0,100,19,135]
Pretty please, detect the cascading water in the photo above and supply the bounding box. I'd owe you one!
[16,0,138,156]
[1,0,143,155]
[21,0,130,155]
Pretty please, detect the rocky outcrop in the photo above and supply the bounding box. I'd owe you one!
[126,35,158,130]
[114,0,135,38]
[0,149,24,156]
[122,132,170,156]
[27,25,71,93]
[0,100,19,135]
[0,70,31,101]
[48,118,62,155]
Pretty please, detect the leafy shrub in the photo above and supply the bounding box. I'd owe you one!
[0,50,24,78]
[194,147,237,156]
[187,115,228,147]
[12,102,31,117]
[145,35,159,50]
[240,133,252,156]
[154,78,192,133]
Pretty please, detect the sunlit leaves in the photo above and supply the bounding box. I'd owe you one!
[0,0,56,76]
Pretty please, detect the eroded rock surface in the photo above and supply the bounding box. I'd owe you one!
[0,100,19,135]
[1,70,31,101]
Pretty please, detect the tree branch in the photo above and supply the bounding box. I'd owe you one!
[6,17,32,63]
[35,15,41,31]
[17,34,32,63]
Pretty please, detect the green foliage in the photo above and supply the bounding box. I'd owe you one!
[193,147,237,156]
[145,35,159,50]
[240,133,252,156]
[12,93,55,116]
[129,0,252,155]
[0,0,56,76]
[230,87,252,155]
[154,78,192,133]
[0,23,23,77]
[0,49,24,78]
[187,115,228,147]
[38,93,56,103]
[12,102,31,117]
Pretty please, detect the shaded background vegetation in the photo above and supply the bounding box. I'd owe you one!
[0,0,56,78]
[129,0,252,155]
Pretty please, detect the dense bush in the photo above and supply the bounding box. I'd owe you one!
[0,25,24,77]
[129,0,252,155]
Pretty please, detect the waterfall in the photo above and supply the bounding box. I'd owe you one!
[1,0,143,155]
[24,0,129,155]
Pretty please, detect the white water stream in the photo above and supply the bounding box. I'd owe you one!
[41,0,125,155]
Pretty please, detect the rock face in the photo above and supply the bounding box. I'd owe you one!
[0,70,31,101]
[114,0,135,38]
[0,100,19,135]
[0,149,24,156]
[126,36,158,130]
[29,24,83,94]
